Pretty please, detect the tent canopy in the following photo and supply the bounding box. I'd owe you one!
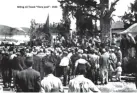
[119,23,137,34]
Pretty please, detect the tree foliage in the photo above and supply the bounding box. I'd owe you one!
[29,19,52,46]
[58,0,119,37]
[58,0,97,36]
[121,0,137,29]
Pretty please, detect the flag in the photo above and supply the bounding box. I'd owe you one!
[43,14,49,33]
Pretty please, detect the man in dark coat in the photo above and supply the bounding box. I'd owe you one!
[15,56,41,92]
[88,49,100,84]
[135,57,137,89]
[70,49,79,76]
[0,50,3,78]
[1,53,11,87]
[32,53,44,79]
[12,52,26,71]
[11,52,26,87]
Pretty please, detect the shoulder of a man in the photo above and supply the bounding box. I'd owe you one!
[25,68,40,76]
[16,70,24,79]
[31,69,40,76]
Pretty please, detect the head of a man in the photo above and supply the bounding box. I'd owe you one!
[90,48,95,54]
[44,62,55,75]
[77,64,86,75]
[25,56,34,68]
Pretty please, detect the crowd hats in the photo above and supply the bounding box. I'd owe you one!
[116,47,120,50]
[117,62,122,66]
[78,49,83,53]
[26,53,33,57]
[102,48,106,53]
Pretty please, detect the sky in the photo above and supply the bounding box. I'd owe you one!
[112,0,135,21]
[0,0,135,28]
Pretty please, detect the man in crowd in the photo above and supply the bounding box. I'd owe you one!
[99,48,109,85]
[59,51,70,86]
[88,48,100,84]
[1,52,11,88]
[15,56,41,92]
[111,34,117,47]
[32,51,44,79]
[11,51,26,88]
[109,49,117,70]
[75,51,91,76]
[135,60,137,89]
[41,62,63,92]
[68,61,101,93]
[115,47,122,63]
[70,48,80,76]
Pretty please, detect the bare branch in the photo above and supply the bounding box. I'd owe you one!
[105,0,119,18]
[110,0,119,12]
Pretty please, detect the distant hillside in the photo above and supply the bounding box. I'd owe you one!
[0,25,13,35]
[0,25,30,35]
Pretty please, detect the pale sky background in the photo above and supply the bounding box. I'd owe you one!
[0,0,135,28]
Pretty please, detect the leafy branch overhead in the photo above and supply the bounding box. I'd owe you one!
[121,0,137,29]
[58,0,98,35]
[58,0,98,20]
[58,0,120,38]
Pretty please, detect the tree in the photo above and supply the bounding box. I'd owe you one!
[58,0,98,37]
[121,12,135,29]
[29,19,53,46]
[121,0,137,29]
[58,0,119,41]
[99,0,119,43]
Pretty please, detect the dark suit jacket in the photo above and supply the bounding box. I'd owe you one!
[32,55,41,72]
[11,55,26,71]
[32,55,44,79]
[16,68,41,92]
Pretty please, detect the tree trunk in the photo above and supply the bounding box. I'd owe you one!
[100,18,111,44]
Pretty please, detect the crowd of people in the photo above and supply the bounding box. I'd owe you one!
[0,33,136,92]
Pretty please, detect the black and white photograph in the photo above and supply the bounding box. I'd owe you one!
[0,0,137,92]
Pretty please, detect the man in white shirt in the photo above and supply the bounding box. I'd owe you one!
[59,51,70,86]
[41,62,63,92]
[75,54,91,76]
[69,64,101,93]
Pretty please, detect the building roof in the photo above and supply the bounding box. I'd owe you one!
[111,21,124,29]
[119,23,137,34]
